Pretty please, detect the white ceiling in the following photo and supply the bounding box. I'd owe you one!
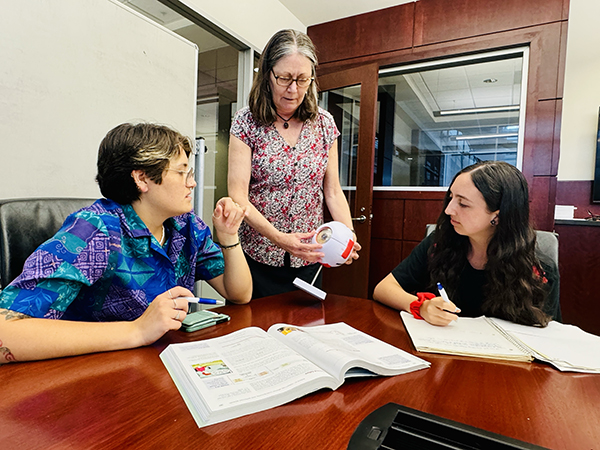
[383,57,523,132]
[120,0,414,30]
[278,0,415,27]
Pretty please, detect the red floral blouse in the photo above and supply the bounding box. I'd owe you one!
[230,106,340,268]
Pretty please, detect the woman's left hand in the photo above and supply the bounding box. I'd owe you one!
[344,240,361,265]
[212,197,249,241]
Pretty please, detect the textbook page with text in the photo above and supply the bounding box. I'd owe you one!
[160,322,429,427]
[268,322,429,378]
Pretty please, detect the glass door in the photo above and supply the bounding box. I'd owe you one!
[319,86,360,211]
[318,64,378,298]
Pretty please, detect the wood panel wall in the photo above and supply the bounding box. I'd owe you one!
[309,0,571,299]
[309,0,569,232]
[554,222,600,335]
[556,180,600,218]
[369,191,444,297]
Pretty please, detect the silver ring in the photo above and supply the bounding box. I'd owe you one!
[175,311,181,321]
[172,298,177,308]
[168,289,173,299]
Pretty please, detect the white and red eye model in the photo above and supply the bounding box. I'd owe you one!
[293,221,355,300]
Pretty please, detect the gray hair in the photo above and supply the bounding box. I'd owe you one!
[248,29,319,125]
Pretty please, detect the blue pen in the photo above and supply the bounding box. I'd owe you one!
[436,282,459,314]
[181,297,226,306]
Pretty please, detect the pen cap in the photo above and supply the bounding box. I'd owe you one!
[312,221,354,268]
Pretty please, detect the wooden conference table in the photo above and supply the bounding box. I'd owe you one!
[2,291,600,450]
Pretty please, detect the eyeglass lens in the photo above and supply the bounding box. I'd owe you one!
[273,73,312,88]
[186,168,194,182]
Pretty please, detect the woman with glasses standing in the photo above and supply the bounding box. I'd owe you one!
[0,122,251,363]
[228,29,361,299]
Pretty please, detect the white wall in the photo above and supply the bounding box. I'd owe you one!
[181,0,306,51]
[0,0,198,199]
[559,0,600,181]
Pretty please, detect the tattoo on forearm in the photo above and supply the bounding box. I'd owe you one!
[0,339,16,363]
[0,309,30,364]
[0,308,31,321]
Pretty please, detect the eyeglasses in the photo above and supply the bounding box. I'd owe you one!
[271,71,314,88]
[166,167,195,183]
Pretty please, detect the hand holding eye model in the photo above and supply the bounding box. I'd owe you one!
[293,221,355,300]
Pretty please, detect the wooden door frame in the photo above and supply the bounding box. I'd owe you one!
[318,63,379,298]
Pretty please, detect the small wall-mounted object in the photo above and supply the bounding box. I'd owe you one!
[554,205,577,220]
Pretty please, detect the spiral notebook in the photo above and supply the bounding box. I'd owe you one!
[400,312,600,372]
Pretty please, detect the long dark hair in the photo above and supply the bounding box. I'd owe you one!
[248,29,319,126]
[429,161,550,326]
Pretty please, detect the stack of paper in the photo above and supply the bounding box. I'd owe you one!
[400,312,600,373]
[492,318,600,373]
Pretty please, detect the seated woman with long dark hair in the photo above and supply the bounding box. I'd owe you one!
[373,161,561,327]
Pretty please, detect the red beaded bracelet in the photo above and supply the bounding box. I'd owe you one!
[409,292,435,320]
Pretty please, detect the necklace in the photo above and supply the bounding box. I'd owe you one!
[158,225,165,246]
[275,112,293,129]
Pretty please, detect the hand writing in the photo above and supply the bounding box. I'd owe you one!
[420,296,460,326]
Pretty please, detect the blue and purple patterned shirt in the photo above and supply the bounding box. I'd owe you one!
[0,199,224,322]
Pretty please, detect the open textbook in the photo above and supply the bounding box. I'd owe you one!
[400,311,600,373]
[160,322,430,427]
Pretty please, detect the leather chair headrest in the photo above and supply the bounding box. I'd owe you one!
[0,198,95,289]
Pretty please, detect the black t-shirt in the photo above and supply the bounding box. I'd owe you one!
[390,233,561,321]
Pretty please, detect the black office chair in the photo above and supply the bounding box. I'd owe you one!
[0,198,95,289]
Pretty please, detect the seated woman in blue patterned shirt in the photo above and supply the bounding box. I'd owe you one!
[0,123,252,363]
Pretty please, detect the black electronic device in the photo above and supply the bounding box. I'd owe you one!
[347,403,549,450]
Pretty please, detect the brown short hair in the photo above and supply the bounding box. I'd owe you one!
[96,123,192,204]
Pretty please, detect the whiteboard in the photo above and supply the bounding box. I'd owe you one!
[0,0,198,199]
